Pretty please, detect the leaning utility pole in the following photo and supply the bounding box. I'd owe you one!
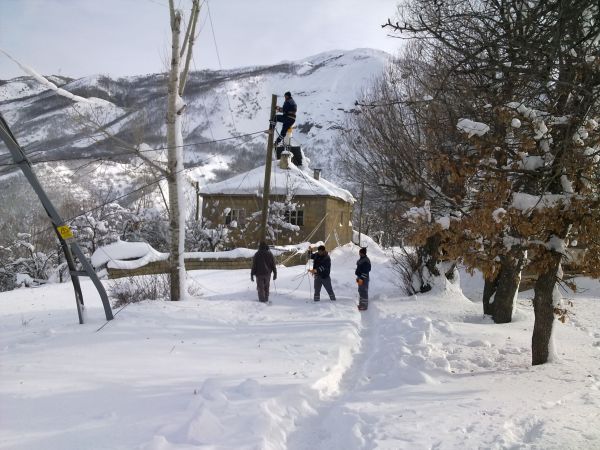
[259,94,278,244]
[0,114,113,324]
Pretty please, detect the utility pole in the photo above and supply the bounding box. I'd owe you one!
[358,181,365,247]
[259,94,278,244]
[194,181,200,221]
[0,114,113,324]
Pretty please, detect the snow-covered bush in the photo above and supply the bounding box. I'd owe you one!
[122,207,170,252]
[69,202,133,257]
[108,274,170,308]
[186,218,230,252]
[241,200,302,245]
[0,233,59,291]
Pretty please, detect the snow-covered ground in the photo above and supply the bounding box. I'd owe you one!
[1,242,599,450]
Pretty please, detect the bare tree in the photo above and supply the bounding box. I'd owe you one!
[166,0,200,301]
[339,46,468,293]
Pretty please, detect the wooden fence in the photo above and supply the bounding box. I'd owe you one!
[106,251,307,279]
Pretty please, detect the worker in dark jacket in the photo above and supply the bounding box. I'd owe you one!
[273,91,297,147]
[308,245,336,301]
[355,247,371,310]
[251,242,277,303]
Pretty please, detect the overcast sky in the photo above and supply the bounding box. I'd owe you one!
[0,0,401,80]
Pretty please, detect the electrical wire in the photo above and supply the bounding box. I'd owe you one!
[9,151,224,243]
[205,0,238,134]
[0,130,267,167]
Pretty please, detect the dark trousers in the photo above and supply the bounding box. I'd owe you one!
[358,279,369,308]
[256,274,271,302]
[314,276,336,300]
[274,115,295,145]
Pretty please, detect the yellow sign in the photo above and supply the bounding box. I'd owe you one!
[57,225,74,240]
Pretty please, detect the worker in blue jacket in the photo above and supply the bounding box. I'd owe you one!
[273,91,297,147]
[355,247,371,310]
[308,245,336,301]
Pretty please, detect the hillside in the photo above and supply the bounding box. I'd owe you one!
[0,49,389,190]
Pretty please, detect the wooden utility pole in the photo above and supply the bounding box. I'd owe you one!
[259,94,278,244]
[194,181,200,221]
[358,181,365,247]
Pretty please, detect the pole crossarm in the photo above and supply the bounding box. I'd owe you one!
[0,114,113,323]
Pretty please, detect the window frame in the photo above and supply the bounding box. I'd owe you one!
[224,208,244,226]
[285,209,304,226]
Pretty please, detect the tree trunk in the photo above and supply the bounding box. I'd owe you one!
[482,276,497,316]
[482,252,523,323]
[494,253,524,323]
[416,233,441,293]
[166,6,184,301]
[531,255,561,365]
[165,0,199,301]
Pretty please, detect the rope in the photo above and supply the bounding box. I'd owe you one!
[95,301,129,332]
[277,215,328,267]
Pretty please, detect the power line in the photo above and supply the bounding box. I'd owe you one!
[16,151,224,242]
[205,0,238,134]
[0,130,266,167]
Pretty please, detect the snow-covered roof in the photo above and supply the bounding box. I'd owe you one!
[196,162,355,204]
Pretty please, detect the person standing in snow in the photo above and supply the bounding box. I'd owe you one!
[308,245,336,301]
[251,242,277,303]
[355,247,371,310]
[272,91,297,147]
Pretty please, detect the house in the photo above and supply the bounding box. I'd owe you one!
[195,153,355,248]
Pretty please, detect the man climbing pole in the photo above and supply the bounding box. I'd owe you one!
[272,91,297,147]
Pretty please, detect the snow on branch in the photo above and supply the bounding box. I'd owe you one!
[456,118,490,138]
[511,192,569,213]
[0,48,107,105]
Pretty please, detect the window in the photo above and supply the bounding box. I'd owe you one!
[225,208,244,226]
[285,209,304,226]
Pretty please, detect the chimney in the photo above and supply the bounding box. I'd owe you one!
[279,150,292,169]
[313,168,321,180]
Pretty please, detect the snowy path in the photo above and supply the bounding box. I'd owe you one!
[1,244,599,449]
[286,284,600,450]
[285,296,454,449]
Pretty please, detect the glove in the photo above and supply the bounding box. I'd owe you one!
[251,276,254,282]
[356,278,364,286]
[273,274,277,280]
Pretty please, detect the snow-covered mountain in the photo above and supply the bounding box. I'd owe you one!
[0,49,389,192]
